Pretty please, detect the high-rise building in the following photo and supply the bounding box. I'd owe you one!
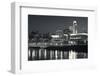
[73,20,77,34]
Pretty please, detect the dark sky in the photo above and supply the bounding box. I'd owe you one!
[28,15,88,34]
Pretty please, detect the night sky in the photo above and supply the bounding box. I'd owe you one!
[28,15,88,34]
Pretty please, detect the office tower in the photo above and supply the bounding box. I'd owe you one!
[73,20,78,34]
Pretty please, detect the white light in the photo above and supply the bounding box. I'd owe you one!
[55,50,58,59]
[51,35,60,38]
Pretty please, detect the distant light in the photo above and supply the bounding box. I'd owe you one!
[56,43,58,45]
[64,34,68,36]
[73,20,77,24]
[51,35,60,38]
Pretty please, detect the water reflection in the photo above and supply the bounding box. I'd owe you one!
[28,45,88,60]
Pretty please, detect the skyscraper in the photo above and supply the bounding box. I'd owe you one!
[73,20,78,34]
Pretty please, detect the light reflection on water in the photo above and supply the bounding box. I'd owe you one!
[28,48,88,61]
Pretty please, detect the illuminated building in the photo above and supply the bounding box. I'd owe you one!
[73,20,78,34]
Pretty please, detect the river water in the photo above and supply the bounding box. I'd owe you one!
[28,45,88,61]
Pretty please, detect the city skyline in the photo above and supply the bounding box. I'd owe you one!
[28,15,88,34]
[28,15,88,61]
